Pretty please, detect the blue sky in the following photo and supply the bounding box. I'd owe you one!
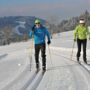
[0,0,90,21]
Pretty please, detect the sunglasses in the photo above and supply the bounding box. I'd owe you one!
[35,23,40,24]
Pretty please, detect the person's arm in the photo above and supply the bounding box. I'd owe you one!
[32,25,36,31]
[74,26,78,41]
[86,27,90,40]
[45,28,51,45]
[29,25,35,38]
[29,31,33,39]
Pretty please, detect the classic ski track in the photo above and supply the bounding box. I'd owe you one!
[48,49,80,90]
[26,70,45,90]
[36,50,81,90]
[52,49,90,90]
[1,64,38,90]
[0,54,8,60]
[21,70,40,90]
[80,64,90,74]
[53,50,90,74]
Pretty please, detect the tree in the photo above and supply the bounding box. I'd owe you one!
[3,26,12,44]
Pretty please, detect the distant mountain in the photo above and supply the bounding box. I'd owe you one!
[0,16,45,35]
[0,16,45,45]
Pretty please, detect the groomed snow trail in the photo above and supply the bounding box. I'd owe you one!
[36,48,90,90]
[0,31,90,90]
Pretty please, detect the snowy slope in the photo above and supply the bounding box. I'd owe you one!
[0,30,90,90]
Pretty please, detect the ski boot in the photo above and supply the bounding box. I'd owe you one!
[36,63,40,73]
[42,66,46,74]
[84,58,87,64]
[77,57,80,64]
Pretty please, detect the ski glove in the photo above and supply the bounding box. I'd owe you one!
[74,39,76,42]
[32,25,35,32]
[47,40,51,45]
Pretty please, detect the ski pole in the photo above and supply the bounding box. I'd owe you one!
[71,41,75,61]
[48,45,53,67]
[30,48,32,71]
[29,39,34,72]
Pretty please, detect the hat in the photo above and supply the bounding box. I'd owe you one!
[35,19,41,24]
[79,19,85,24]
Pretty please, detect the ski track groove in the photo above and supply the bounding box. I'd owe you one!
[21,71,38,90]
[26,70,45,90]
[1,65,37,90]
[0,54,8,60]
[0,63,28,90]
[52,50,79,90]
[53,49,90,75]
[80,64,90,74]
[52,49,90,90]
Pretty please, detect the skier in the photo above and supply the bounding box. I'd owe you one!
[74,19,90,64]
[29,19,51,73]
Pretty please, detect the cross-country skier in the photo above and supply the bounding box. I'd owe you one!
[74,19,90,64]
[29,19,51,73]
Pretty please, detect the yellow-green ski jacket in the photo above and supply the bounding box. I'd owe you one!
[74,25,90,40]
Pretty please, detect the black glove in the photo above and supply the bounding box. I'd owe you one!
[32,25,35,32]
[47,40,51,45]
[74,39,76,42]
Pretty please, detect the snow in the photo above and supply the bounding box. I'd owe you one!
[13,21,26,35]
[0,30,90,90]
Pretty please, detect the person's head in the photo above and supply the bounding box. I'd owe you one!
[35,19,41,28]
[79,19,85,26]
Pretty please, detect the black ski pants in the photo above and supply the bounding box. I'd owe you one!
[35,43,46,67]
[77,39,87,61]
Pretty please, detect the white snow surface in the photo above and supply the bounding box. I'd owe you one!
[0,30,90,90]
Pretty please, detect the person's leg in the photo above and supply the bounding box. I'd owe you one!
[41,44,46,71]
[83,39,87,63]
[77,39,81,61]
[35,44,40,69]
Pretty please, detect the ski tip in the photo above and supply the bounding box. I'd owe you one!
[78,62,81,65]
[77,61,81,65]
[35,69,40,74]
[42,70,46,75]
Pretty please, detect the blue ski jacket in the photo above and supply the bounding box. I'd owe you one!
[29,25,51,44]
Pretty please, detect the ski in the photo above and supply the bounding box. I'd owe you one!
[35,69,40,74]
[77,61,81,65]
[42,70,46,75]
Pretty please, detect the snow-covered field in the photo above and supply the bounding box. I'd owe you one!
[0,30,90,90]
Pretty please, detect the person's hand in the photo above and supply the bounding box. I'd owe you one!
[74,39,76,42]
[32,25,35,32]
[47,40,51,45]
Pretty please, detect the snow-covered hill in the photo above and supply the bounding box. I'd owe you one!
[13,21,26,35]
[0,30,90,90]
